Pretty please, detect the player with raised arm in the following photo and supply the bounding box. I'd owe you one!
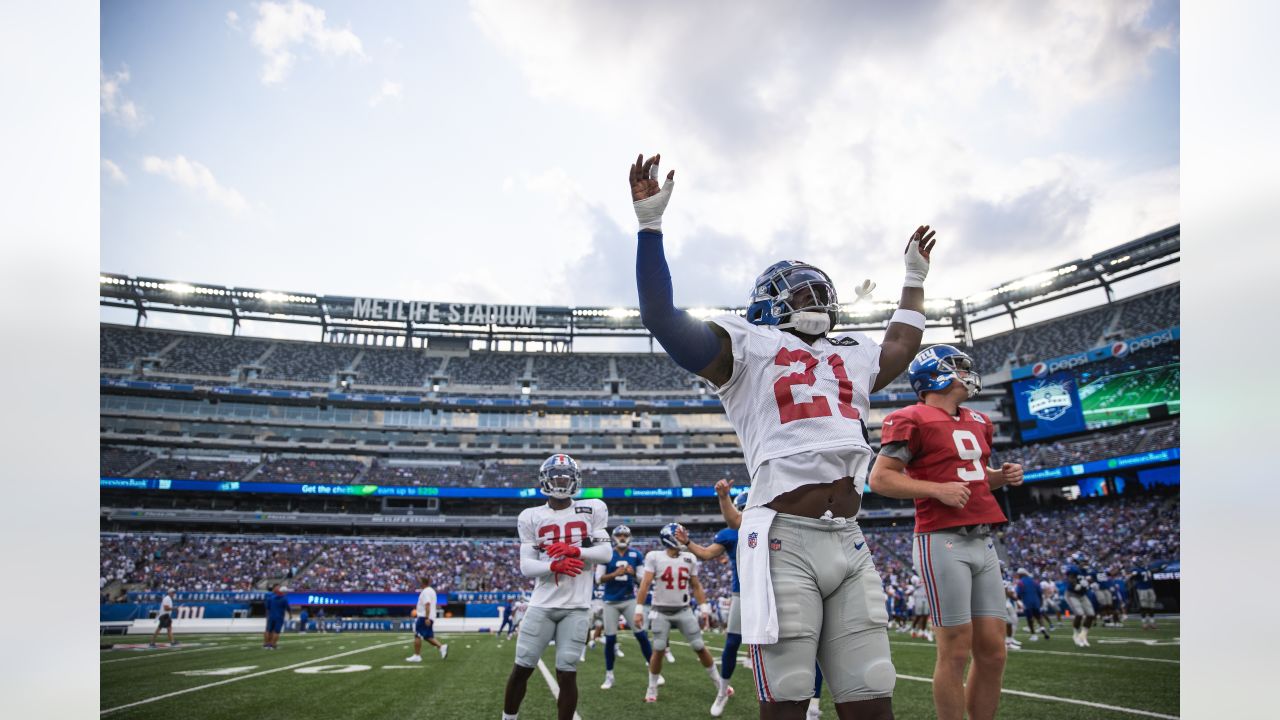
[406,575,447,662]
[868,345,1023,720]
[676,479,745,717]
[502,455,613,720]
[597,524,657,690]
[631,152,934,719]
[633,523,722,705]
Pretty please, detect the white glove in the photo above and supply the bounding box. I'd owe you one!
[633,162,674,232]
[904,238,931,288]
[852,279,876,303]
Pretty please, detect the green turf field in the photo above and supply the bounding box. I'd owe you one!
[1080,365,1180,428]
[100,618,1179,719]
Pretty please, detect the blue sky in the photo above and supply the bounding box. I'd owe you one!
[101,0,1179,340]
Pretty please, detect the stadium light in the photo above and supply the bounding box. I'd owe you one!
[163,283,196,295]
[605,307,638,319]
[261,291,287,303]
[686,308,718,319]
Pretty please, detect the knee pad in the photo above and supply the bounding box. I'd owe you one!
[554,646,581,673]
[690,636,706,652]
[760,660,817,702]
[829,658,896,703]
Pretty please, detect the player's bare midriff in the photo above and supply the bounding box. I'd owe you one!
[765,475,860,519]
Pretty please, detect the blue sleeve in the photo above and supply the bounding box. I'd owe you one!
[636,230,724,374]
[713,528,736,548]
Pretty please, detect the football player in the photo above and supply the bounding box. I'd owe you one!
[1064,554,1097,647]
[596,524,658,689]
[868,345,1023,720]
[909,575,933,641]
[502,455,613,720]
[676,480,745,717]
[1014,568,1051,641]
[631,152,934,719]
[633,523,721,704]
[583,586,606,662]
[1129,558,1158,629]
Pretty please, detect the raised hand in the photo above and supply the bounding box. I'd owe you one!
[933,481,971,508]
[903,225,938,288]
[674,527,690,545]
[630,153,675,232]
[714,479,731,498]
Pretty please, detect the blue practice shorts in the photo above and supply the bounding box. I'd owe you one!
[415,617,434,639]
[266,616,285,634]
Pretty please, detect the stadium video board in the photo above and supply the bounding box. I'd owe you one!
[1013,361,1180,441]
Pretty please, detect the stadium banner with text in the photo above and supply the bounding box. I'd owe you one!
[1011,370,1087,441]
[1022,447,1180,483]
[102,477,737,499]
[1010,326,1179,380]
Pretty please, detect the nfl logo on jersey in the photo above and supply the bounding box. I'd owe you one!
[748,532,758,549]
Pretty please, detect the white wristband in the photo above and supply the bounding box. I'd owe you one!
[633,176,674,232]
[889,309,926,330]
[635,605,646,615]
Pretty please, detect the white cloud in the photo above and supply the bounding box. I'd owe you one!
[250,0,365,84]
[226,10,241,30]
[369,79,402,107]
[142,155,250,214]
[100,64,146,130]
[102,158,127,184]
[471,0,1178,301]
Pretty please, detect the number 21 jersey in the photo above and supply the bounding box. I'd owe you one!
[710,313,881,476]
[517,499,610,609]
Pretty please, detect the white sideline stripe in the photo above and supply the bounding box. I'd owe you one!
[536,658,583,720]
[100,633,353,664]
[888,640,1179,665]
[100,639,404,715]
[896,674,1178,719]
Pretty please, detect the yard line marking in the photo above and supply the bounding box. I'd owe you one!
[100,644,242,665]
[536,658,583,720]
[100,639,404,715]
[896,673,1178,719]
[888,640,1179,664]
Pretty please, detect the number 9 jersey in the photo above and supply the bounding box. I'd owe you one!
[517,498,611,609]
[879,403,1007,533]
[709,313,881,479]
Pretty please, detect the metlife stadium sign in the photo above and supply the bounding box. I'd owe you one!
[348,298,538,327]
[1012,326,1179,380]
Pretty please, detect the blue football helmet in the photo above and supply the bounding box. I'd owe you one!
[746,260,840,334]
[659,522,685,550]
[538,453,581,499]
[907,344,981,398]
[733,490,749,511]
[612,525,632,549]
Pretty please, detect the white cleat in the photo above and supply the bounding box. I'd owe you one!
[924,630,934,642]
[645,687,659,703]
[710,685,734,717]
[440,644,449,660]
[600,673,615,690]
[658,674,666,687]
[580,651,587,663]
[665,649,676,663]
[615,647,624,658]
[405,655,422,662]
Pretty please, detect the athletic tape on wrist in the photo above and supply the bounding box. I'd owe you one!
[889,308,927,330]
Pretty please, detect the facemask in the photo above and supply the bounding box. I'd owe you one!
[790,311,831,335]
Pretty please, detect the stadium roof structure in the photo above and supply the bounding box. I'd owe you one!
[101,225,1177,348]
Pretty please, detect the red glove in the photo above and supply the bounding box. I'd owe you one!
[549,556,585,577]
[545,542,581,559]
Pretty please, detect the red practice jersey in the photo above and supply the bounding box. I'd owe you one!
[879,403,1008,533]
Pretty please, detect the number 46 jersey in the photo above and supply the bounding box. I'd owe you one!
[517,499,610,610]
[643,550,700,609]
[710,314,880,476]
[879,403,1007,533]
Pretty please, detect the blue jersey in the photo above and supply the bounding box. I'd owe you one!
[1065,564,1089,595]
[1131,566,1154,590]
[602,548,646,601]
[1016,577,1042,606]
[265,593,289,619]
[713,527,740,593]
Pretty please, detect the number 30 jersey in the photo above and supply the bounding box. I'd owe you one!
[879,403,1007,533]
[643,549,699,609]
[517,499,610,609]
[710,313,881,478]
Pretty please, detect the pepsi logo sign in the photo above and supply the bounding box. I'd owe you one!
[1112,341,1129,357]
[1032,362,1048,378]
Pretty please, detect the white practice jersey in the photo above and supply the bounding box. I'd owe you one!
[517,499,610,610]
[1040,580,1056,599]
[718,597,733,613]
[416,587,436,618]
[643,550,699,609]
[710,314,880,503]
